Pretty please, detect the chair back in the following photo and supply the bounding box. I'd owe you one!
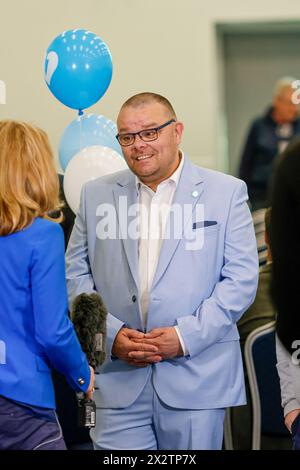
[245,321,289,449]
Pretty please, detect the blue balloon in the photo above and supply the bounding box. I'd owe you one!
[44,29,113,111]
[59,113,122,170]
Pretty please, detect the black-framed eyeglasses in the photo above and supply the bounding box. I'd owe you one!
[116,118,176,147]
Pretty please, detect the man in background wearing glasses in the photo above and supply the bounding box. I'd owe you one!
[66,92,258,450]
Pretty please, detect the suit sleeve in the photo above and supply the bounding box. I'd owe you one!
[66,185,125,359]
[176,180,259,357]
[31,222,90,392]
[276,335,300,417]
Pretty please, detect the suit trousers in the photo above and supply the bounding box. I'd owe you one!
[90,372,225,450]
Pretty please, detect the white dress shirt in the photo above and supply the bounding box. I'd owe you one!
[137,152,187,355]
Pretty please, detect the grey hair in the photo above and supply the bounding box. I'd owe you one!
[273,76,297,97]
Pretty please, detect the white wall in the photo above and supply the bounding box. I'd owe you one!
[1,0,300,171]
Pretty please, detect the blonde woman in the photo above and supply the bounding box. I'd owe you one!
[0,120,94,450]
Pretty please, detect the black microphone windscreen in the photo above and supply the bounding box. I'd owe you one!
[71,293,107,369]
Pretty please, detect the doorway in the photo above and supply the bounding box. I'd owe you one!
[217,22,300,176]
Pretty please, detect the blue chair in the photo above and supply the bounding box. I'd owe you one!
[244,321,289,449]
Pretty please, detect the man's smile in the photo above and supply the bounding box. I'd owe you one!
[135,154,153,161]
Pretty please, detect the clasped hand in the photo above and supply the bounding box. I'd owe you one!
[112,327,183,367]
[86,365,95,400]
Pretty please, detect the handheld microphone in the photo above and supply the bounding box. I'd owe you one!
[71,292,107,427]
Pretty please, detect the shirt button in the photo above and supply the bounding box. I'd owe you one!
[78,378,85,386]
[132,295,137,303]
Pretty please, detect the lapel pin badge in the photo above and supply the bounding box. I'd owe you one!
[192,190,198,198]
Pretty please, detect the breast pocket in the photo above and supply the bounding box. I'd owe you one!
[183,224,220,259]
[193,221,219,230]
[197,223,221,253]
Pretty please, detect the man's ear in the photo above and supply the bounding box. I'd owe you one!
[175,121,184,144]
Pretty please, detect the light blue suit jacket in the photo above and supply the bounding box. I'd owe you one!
[66,156,258,410]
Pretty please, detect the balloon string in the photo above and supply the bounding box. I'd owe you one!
[79,110,84,151]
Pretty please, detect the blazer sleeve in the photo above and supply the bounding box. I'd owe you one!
[276,335,300,417]
[176,180,259,357]
[30,221,90,392]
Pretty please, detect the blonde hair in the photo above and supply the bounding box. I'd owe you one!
[0,120,62,235]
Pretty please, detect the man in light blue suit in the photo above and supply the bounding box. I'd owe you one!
[66,92,259,450]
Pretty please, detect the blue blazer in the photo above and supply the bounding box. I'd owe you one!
[0,218,90,409]
[66,156,259,410]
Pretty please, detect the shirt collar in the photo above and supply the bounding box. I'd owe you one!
[135,150,184,192]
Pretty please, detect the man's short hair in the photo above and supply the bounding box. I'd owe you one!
[120,92,177,118]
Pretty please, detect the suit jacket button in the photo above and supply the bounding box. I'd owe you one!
[132,295,137,303]
[78,377,85,386]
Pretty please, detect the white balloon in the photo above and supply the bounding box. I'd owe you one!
[63,145,127,213]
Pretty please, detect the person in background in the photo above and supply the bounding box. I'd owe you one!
[276,336,300,450]
[58,174,75,249]
[66,92,258,450]
[251,208,268,267]
[0,120,94,450]
[49,174,75,250]
[239,77,300,210]
[231,208,275,449]
[270,137,300,450]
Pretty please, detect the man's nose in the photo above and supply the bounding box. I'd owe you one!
[133,134,147,148]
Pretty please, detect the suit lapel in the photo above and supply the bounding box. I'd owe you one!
[111,158,204,292]
[151,157,204,289]
[113,174,140,290]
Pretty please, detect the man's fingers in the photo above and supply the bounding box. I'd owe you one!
[144,330,163,339]
[130,342,158,353]
[128,350,161,360]
[128,356,162,366]
[133,337,159,345]
[127,329,145,340]
[86,390,94,400]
